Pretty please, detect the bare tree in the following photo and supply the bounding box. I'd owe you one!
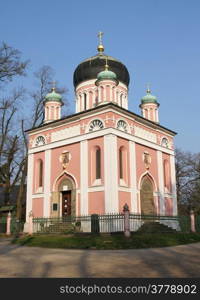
[175,148,200,214]
[16,66,68,219]
[0,42,28,83]
[0,88,25,204]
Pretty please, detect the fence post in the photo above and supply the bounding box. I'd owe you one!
[6,212,11,235]
[190,209,196,233]
[29,211,34,235]
[123,203,131,238]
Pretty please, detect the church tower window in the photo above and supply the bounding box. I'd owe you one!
[38,159,43,188]
[84,93,87,110]
[163,159,171,191]
[119,148,123,179]
[96,148,101,179]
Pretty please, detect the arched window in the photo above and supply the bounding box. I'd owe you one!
[163,159,170,191]
[100,86,104,101]
[119,146,127,183]
[38,159,43,188]
[119,148,123,179]
[120,94,123,106]
[96,148,101,179]
[84,93,87,110]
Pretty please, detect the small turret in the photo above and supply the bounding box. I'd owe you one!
[140,86,159,123]
[44,85,63,123]
[95,59,118,105]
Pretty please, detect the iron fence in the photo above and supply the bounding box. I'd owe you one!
[0,217,7,234]
[11,218,25,235]
[32,213,192,234]
[196,215,200,233]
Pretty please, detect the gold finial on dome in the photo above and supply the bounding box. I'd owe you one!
[97,31,104,53]
[105,56,109,70]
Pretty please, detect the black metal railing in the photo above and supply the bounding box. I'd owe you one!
[32,213,191,234]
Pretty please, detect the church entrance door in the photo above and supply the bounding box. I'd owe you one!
[62,191,71,217]
[140,176,155,215]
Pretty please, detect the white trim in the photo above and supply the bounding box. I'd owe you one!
[170,154,178,215]
[32,194,44,199]
[26,153,33,222]
[29,106,175,140]
[88,186,104,192]
[92,178,102,186]
[85,117,105,133]
[52,170,78,192]
[29,127,174,156]
[44,149,51,217]
[104,134,118,213]
[118,187,132,192]
[138,171,158,192]
[157,150,165,215]
[80,140,88,214]
[129,141,138,213]
[116,118,131,134]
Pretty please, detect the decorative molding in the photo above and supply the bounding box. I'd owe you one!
[88,186,104,192]
[135,126,157,143]
[32,194,44,199]
[29,127,175,156]
[51,125,80,142]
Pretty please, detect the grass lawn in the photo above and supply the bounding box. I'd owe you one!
[12,232,200,250]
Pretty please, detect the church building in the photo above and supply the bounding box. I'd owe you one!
[25,34,177,227]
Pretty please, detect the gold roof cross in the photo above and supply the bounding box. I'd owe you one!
[97,31,104,53]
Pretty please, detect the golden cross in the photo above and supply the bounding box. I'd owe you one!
[98,31,104,44]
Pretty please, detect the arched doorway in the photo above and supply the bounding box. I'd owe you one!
[140,175,155,215]
[51,174,76,217]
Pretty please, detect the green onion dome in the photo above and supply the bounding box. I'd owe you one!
[96,63,118,85]
[44,88,63,103]
[97,68,117,81]
[141,88,158,104]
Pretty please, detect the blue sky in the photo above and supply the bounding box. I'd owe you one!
[0,0,199,152]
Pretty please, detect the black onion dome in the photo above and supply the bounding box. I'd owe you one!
[73,54,130,88]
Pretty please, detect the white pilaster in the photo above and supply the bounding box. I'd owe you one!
[157,150,165,215]
[104,134,118,213]
[92,90,96,107]
[80,140,88,215]
[81,93,84,111]
[44,149,51,217]
[147,109,150,120]
[129,141,137,213]
[170,154,178,216]
[26,153,33,222]
[156,109,159,123]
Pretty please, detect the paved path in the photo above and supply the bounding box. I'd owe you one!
[0,238,200,278]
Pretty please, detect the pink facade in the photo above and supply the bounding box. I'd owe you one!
[32,198,43,217]
[26,41,177,227]
[88,192,105,215]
